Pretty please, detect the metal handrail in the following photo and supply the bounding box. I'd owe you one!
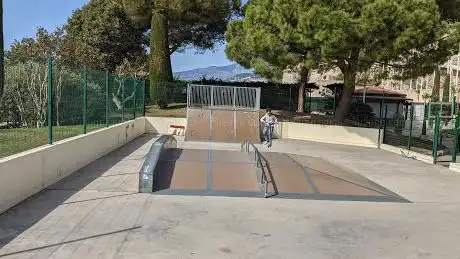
[241,141,269,198]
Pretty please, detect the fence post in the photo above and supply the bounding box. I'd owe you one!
[433,115,441,163]
[133,80,137,119]
[47,57,53,144]
[121,78,125,122]
[377,100,383,149]
[105,70,109,127]
[333,86,337,116]
[453,95,457,115]
[382,105,388,144]
[407,104,414,150]
[288,86,292,121]
[142,80,146,117]
[83,66,87,134]
[452,115,459,162]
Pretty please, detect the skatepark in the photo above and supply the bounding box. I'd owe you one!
[1,84,460,258]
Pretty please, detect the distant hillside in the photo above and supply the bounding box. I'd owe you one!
[173,64,266,82]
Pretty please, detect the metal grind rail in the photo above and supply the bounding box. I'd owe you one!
[241,141,269,198]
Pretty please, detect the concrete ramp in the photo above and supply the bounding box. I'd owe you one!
[261,152,403,201]
[185,108,261,143]
[149,146,407,203]
[184,109,211,141]
[154,148,261,195]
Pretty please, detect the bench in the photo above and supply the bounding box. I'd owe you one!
[168,125,185,136]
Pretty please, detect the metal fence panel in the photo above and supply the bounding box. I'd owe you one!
[0,57,146,159]
[187,84,260,111]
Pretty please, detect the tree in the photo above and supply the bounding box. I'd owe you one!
[443,73,451,102]
[225,1,318,112]
[227,0,460,123]
[314,0,459,123]
[4,28,71,128]
[115,0,241,106]
[64,0,146,71]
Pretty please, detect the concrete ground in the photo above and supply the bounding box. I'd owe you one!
[1,135,460,258]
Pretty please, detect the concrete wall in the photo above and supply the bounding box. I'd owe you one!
[144,116,381,148]
[144,117,380,148]
[145,117,187,134]
[275,122,381,148]
[0,118,145,214]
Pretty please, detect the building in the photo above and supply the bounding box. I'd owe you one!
[283,53,460,105]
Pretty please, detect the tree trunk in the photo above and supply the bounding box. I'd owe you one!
[297,67,309,113]
[431,67,440,102]
[165,19,173,82]
[334,70,356,124]
[149,9,172,107]
[0,0,4,99]
[442,74,450,102]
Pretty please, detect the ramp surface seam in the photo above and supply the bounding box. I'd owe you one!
[206,149,213,191]
[285,153,320,194]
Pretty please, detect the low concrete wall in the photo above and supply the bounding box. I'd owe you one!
[0,118,145,214]
[145,117,187,134]
[276,122,381,148]
[145,117,381,148]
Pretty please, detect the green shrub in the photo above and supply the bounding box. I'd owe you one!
[346,102,376,122]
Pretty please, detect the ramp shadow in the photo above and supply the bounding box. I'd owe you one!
[154,148,183,191]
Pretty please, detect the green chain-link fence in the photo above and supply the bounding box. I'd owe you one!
[382,99,460,164]
[0,58,145,158]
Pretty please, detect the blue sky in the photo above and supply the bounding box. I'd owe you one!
[4,0,235,72]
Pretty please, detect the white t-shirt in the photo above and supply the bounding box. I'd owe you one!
[260,114,278,126]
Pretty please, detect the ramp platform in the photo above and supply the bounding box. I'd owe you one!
[185,84,261,143]
[185,108,260,143]
[151,147,408,203]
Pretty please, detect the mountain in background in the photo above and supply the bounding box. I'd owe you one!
[173,64,267,82]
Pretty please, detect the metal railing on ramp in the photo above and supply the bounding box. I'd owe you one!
[241,141,269,198]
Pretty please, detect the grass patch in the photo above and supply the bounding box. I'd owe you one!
[0,124,106,158]
[145,103,187,118]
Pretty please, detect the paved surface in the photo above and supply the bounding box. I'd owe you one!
[2,136,460,258]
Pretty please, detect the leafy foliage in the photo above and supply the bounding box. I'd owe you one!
[226,0,460,122]
[64,0,146,71]
[117,0,242,53]
[346,102,377,122]
[116,0,241,107]
[1,24,142,128]
[1,28,81,128]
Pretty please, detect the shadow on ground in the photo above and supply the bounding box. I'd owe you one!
[0,135,153,250]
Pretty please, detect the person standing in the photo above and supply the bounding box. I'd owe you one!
[260,108,278,147]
